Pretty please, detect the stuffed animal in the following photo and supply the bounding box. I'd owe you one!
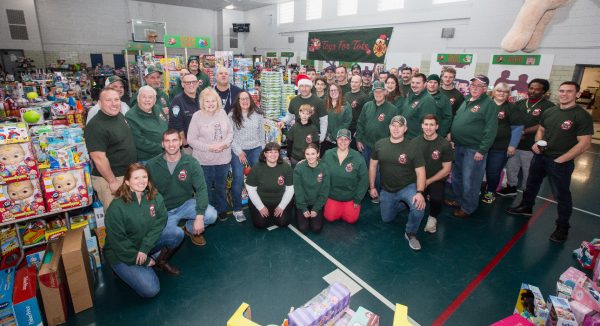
[501,0,572,53]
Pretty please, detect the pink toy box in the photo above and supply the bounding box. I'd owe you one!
[0,178,45,223]
[0,142,39,184]
[42,166,91,212]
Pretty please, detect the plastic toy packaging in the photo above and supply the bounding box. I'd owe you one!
[18,220,47,246]
[42,166,92,212]
[0,142,39,184]
[0,122,30,145]
[0,179,46,222]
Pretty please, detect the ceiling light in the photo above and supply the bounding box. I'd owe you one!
[225,4,235,9]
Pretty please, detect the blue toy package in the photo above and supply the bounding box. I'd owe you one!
[0,268,16,325]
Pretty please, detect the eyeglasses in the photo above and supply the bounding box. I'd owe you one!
[182,81,198,85]
[496,90,509,94]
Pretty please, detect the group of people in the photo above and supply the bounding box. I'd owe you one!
[84,57,593,298]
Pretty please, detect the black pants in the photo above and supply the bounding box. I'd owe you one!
[295,206,324,233]
[249,201,292,229]
[426,179,446,218]
[521,154,574,228]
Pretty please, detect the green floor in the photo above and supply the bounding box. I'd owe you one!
[65,146,600,325]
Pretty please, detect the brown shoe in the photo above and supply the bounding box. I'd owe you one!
[184,228,207,246]
[453,208,470,218]
[155,248,180,276]
[444,199,460,208]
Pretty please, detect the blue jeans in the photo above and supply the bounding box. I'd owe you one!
[167,198,217,233]
[361,144,380,192]
[451,145,487,214]
[485,149,508,193]
[230,147,261,211]
[380,184,424,234]
[201,164,230,213]
[110,225,183,298]
[521,154,575,228]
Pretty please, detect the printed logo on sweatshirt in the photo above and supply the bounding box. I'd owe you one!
[161,98,167,106]
[411,101,419,109]
[532,108,542,116]
[277,175,285,186]
[317,172,323,183]
[470,105,480,113]
[150,203,156,217]
[398,153,408,164]
[431,150,441,160]
[178,169,187,181]
[305,134,313,144]
[498,111,506,120]
[159,113,167,121]
[172,105,180,117]
[561,120,573,130]
[198,80,204,86]
[345,163,353,173]
[377,113,385,122]
[351,100,358,109]
[449,98,456,105]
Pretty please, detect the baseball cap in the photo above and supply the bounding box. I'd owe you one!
[390,115,407,126]
[351,63,361,71]
[336,128,352,140]
[144,65,163,77]
[362,68,373,76]
[470,74,490,85]
[105,75,123,87]
[372,80,385,90]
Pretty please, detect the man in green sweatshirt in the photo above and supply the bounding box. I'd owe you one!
[446,74,498,218]
[426,74,453,138]
[400,67,413,98]
[400,73,439,140]
[146,129,218,246]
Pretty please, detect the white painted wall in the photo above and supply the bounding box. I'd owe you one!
[0,0,43,51]
[221,9,247,53]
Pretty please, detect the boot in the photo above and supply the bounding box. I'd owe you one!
[155,248,180,276]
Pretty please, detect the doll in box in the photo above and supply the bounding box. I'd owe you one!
[0,144,37,182]
[0,180,45,221]
[46,170,89,210]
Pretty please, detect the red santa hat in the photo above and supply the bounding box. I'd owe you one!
[296,74,313,87]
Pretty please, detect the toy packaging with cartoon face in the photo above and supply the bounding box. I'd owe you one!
[0,142,39,184]
[0,179,46,222]
[42,166,91,212]
[546,295,577,326]
[0,122,30,145]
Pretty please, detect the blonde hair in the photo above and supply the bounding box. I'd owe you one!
[492,82,511,100]
[298,104,314,115]
[199,88,223,112]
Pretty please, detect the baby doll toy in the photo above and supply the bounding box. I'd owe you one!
[0,143,38,183]
[0,180,45,221]
[45,170,89,211]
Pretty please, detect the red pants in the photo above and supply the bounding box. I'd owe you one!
[323,198,361,224]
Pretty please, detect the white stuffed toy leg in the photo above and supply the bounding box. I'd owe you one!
[523,9,557,52]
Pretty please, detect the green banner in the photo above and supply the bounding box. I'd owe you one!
[436,53,473,65]
[164,35,211,49]
[300,59,315,66]
[280,52,294,58]
[307,27,393,64]
[266,52,277,58]
[492,54,541,65]
[125,42,153,52]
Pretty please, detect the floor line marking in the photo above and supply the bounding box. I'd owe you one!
[287,225,420,326]
[515,190,600,218]
[432,200,552,325]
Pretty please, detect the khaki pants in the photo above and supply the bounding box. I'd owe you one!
[92,175,124,209]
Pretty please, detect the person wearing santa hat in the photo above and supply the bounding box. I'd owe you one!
[279,74,328,143]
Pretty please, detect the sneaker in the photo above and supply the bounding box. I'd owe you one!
[497,185,518,197]
[233,210,246,222]
[549,225,569,243]
[218,212,229,222]
[506,204,533,217]
[404,232,421,251]
[481,192,495,204]
[424,216,437,234]
[371,197,380,204]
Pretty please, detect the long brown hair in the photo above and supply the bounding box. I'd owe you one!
[385,75,402,102]
[115,163,158,203]
[230,90,262,129]
[325,83,343,114]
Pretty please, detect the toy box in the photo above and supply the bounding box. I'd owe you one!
[24,248,45,270]
[45,227,67,241]
[18,220,47,246]
[93,203,106,249]
[12,266,43,326]
[594,255,600,284]
[288,283,351,326]
[38,239,68,326]
[1,225,19,255]
[0,179,46,222]
[42,166,91,212]
[48,143,89,169]
[491,314,535,326]
[0,142,39,184]
[0,268,16,325]
[546,295,576,326]
[0,122,29,145]
[347,306,380,326]
[572,279,600,313]
[570,300,595,325]
[86,235,101,268]
[557,267,588,299]
[514,283,550,325]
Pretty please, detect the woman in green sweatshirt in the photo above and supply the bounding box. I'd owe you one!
[294,143,330,233]
[104,163,183,298]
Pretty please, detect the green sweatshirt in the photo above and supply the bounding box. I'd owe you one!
[322,148,368,204]
[104,192,167,266]
[131,88,170,113]
[293,160,330,212]
[125,105,169,161]
[450,93,498,154]
[400,91,438,140]
[429,91,453,137]
[400,83,411,98]
[355,100,398,148]
[146,153,209,215]
[326,105,352,141]
[344,90,369,131]
[287,122,320,160]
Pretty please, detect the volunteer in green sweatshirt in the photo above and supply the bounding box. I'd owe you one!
[125,86,169,163]
[446,75,498,218]
[400,73,439,140]
[425,74,453,137]
[105,163,183,298]
[293,143,330,233]
[146,130,218,247]
[322,129,368,224]
[131,65,170,116]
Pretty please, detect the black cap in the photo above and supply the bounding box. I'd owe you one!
[470,74,490,85]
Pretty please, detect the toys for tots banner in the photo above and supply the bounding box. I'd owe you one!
[306,28,394,64]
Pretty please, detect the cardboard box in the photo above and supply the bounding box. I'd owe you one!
[0,122,29,145]
[13,266,43,326]
[0,268,16,325]
[61,228,93,313]
[38,240,68,326]
[514,283,550,325]
[546,295,576,326]
[348,306,380,326]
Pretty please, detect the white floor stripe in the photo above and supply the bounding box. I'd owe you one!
[516,190,600,218]
[288,225,420,325]
[267,225,279,231]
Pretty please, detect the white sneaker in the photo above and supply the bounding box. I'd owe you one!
[424,216,437,234]
[233,210,246,222]
[405,232,421,251]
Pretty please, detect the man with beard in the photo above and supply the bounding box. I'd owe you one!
[400,67,413,98]
[361,68,373,94]
[214,66,242,114]
[280,75,328,142]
